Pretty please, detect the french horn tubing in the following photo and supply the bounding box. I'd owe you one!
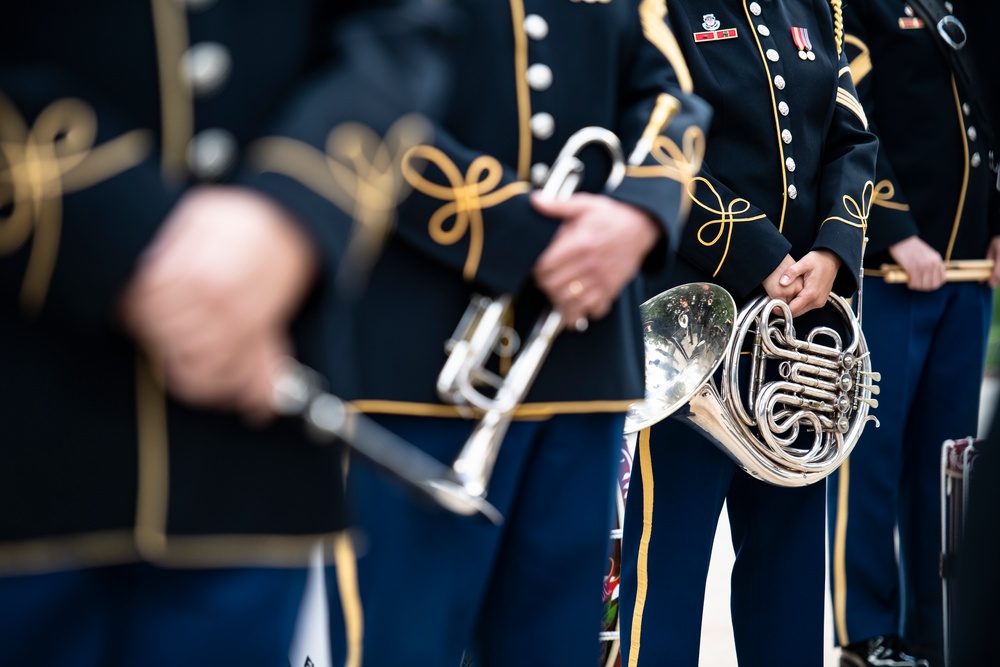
[624,282,880,486]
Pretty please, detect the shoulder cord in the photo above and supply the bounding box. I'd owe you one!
[830,0,844,56]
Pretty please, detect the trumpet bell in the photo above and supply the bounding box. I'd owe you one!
[625,283,736,434]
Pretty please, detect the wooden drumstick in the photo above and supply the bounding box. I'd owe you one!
[879,259,995,284]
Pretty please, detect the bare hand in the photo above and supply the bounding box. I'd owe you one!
[986,235,1000,288]
[121,186,318,421]
[762,254,804,305]
[530,192,661,327]
[888,235,946,291]
[776,249,842,317]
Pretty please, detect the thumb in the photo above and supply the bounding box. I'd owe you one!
[779,259,806,287]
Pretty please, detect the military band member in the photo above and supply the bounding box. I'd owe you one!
[951,8,1000,666]
[618,1,878,666]
[827,2,999,666]
[321,2,710,665]
[0,2,449,666]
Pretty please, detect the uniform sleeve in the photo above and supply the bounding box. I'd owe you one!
[610,0,713,273]
[674,163,794,300]
[386,0,713,298]
[0,1,452,330]
[838,6,917,261]
[0,68,176,329]
[813,42,879,295]
[238,2,455,292]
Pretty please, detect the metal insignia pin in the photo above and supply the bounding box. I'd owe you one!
[694,13,739,42]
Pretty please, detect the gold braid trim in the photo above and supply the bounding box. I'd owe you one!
[821,180,875,233]
[831,0,844,56]
[687,176,768,277]
[627,127,706,220]
[250,115,431,292]
[639,0,694,93]
[843,34,872,84]
[871,179,910,211]
[400,146,530,282]
[0,95,152,315]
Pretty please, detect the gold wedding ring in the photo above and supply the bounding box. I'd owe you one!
[568,279,585,299]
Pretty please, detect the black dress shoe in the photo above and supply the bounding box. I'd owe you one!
[840,635,930,667]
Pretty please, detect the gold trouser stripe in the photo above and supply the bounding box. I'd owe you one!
[627,427,654,667]
[833,458,851,646]
[334,533,364,667]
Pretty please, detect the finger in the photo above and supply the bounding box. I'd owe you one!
[529,191,592,218]
[787,291,819,318]
[533,225,591,279]
[240,334,293,424]
[780,260,808,287]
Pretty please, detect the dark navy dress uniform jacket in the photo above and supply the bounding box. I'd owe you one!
[646,0,879,306]
[840,0,998,272]
[0,0,449,573]
[328,0,712,417]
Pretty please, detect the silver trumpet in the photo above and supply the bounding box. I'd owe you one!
[625,282,881,486]
[273,358,503,524]
[435,126,628,504]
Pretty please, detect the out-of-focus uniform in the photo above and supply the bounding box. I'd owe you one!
[0,2,448,666]
[828,2,998,665]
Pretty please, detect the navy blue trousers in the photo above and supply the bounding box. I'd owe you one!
[828,280,991,653]
[0,563,307,667]
[620,420,828,667]
[327,412,623,667]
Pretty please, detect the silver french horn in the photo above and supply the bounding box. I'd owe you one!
[625,282,881,486]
